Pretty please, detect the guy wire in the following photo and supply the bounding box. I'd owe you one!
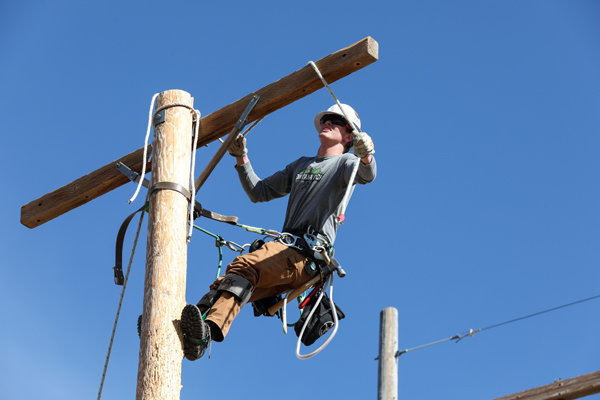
[395,294,600,357]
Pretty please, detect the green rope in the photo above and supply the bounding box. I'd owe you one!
[192,224,224,279]
[192,221,278,280]
[236,222,282,239]
[236,223,268,235]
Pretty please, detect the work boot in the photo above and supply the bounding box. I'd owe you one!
[180,304,211,361]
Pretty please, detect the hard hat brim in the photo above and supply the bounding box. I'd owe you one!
[313,104,361,133]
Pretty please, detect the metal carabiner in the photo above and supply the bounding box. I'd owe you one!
[264,229,282,239]
[279,232,296,246]
[314,245,331,264]
[224,240,245,254]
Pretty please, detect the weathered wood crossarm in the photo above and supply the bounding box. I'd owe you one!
[491,370,600,400]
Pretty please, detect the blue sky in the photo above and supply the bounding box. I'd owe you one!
[2,1,599,399]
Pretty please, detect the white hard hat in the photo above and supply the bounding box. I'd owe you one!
[314,103,361,132]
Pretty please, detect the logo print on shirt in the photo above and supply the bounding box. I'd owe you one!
[296,166,324,182]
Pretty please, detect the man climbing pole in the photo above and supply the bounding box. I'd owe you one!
[180,103,377,360]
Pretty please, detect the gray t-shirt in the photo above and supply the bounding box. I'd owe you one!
[235,153,377,244]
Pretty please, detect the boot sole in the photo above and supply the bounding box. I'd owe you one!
[180,304,208,361]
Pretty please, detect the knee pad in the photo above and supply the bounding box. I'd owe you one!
[218,274,253,307]
[197,289,219,312]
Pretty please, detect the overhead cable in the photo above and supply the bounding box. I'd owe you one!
[395,294,600,357]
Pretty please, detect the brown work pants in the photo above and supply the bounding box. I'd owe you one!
[205,241,312,341]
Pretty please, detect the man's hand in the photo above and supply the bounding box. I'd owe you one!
[353,131,375,159]
[228,133,247,157]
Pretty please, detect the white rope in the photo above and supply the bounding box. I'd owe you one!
[308,61,360,135]
[128,93,159,204]
[188,110,201,242]
[281,288,296,334]
[282,292,289,334]
[128,95,201,242]
[296,274,339,360]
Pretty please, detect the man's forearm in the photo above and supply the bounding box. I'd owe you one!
[236,154,249,166]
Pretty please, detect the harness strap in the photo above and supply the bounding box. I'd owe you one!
[194,204,238,225]
[114,203,148,285]
[279,231,346,278]
[279,231,332,262]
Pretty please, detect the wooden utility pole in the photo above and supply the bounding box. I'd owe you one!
[136,90,193,399]
[378,307,398,400]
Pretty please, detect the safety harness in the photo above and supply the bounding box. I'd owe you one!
[115,201,346,358]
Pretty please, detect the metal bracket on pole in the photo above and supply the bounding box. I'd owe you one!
[194,95,260,192]
[153,109,166,127]
[116,162,150,188]
[117,163,189,200]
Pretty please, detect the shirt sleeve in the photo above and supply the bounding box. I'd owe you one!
[235,160,295,203]
[344,155,377,185]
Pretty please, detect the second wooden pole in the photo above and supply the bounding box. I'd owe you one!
[378,307,398,400]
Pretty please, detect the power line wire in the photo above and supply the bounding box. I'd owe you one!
[395,294,600,357]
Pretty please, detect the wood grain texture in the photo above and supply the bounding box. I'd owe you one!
[136,90,191,400]
[21,37,379,228]
[491,370,600,400]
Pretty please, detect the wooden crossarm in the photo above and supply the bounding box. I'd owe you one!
[491,370,600,400]
[21,37,379,229]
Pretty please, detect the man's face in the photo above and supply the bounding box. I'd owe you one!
[318,114,352,145]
